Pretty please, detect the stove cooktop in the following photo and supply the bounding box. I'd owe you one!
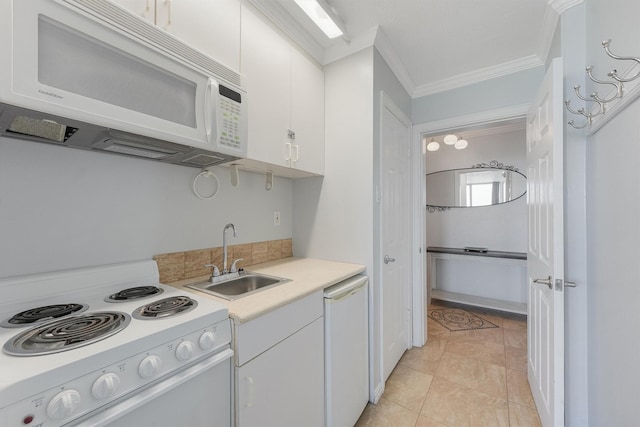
[0,260,229,410]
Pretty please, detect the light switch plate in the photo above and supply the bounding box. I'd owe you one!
[273,211,281,226]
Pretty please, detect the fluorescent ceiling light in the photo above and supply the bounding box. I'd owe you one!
[294,0,344,39]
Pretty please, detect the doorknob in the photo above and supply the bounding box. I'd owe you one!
[533,276,553,289]
[384,255,396,264]
[565,281,577,288]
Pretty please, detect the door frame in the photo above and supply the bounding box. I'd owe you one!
[411,103,530,346]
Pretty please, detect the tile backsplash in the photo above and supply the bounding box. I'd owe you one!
[154,238,293,283]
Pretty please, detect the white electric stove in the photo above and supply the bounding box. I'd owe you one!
[0,260,232,427]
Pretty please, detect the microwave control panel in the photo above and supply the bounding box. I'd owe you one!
[218,84,243,150]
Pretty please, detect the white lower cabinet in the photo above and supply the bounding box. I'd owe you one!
[236,318,324,426]
[233,291,324,427]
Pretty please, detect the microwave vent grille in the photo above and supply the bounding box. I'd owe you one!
[182,154,226,167]
[66,0,242,87]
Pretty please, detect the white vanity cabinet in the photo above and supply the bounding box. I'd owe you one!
[234,290,324,427]
[238,4,325,177]
[111,0,241,71]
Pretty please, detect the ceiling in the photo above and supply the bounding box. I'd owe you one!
[249,0,563,98]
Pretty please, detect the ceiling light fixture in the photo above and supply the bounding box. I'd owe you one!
[454,138,468,150]
[294,0,345,39]
[443,134,458,145]
[426,139,440,152]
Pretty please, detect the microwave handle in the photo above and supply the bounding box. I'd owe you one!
[204,78,219,144]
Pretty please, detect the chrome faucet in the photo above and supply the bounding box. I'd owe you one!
[222,223,238,274]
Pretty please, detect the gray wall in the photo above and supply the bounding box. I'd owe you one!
[584,0,640,424]
[412,67,545,124]
[0,136,292,278]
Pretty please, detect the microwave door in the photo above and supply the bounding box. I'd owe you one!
[3,0,211,149]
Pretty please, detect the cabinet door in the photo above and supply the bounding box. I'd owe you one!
[156,0,241,71]
[237,318,324,427]
[111,0,155,22]
[291,48,325,175]
[240,4,292,169]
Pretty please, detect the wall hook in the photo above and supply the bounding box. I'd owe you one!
[565,99,594,130]
[564,99,587,117]
[568,117,591,130]
[570,86,605,116]
[602,39,640,83]
[585,66,623,102]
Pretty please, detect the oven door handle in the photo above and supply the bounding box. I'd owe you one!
[74,348,233,427]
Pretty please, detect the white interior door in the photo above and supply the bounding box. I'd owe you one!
[526,57,564,427]
[380,92,412,381]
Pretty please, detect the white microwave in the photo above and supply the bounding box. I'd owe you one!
[0,0,247,168]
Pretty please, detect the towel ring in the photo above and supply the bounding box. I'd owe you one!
[192,169,220,200]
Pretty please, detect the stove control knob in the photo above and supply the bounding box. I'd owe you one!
[138,355,162,379]
[47,389,81,421]
[92,372,120,400]
[175,340,194,361]
[199,331,216,350]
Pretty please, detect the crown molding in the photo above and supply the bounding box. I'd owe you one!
[413,55,543,98]
[537,4,560,65]
[373,28,416,97]
[414,103,530,136]
[548,0,584,14]
[322,26,378,65]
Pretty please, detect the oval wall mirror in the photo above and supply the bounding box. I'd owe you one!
[426,164,526,209]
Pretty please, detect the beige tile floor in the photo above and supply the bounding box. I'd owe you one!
[356,301,541,427]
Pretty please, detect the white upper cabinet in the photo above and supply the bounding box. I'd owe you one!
[240,4,291,170]
[239,4,325,177]
[112,0,241,72]
[290,48,325,175]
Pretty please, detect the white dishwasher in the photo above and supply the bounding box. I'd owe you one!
[324,275,369,427]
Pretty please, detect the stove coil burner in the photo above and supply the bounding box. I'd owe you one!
[133,296,198,320]
[106,286,164,302]
[0,303,89,328]
[3,312,131,356]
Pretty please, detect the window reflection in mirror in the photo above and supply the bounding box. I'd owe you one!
[426,167,526,208]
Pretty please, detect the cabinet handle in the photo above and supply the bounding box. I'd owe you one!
[284,142,292,161]
[245,376,254,408]
[203,78,218,144]
[142,0,150,18]
[164,0,172,30]
[292,144,299,163]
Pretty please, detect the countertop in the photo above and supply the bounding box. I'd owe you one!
[426,246,527,260]
[166,257,366,323]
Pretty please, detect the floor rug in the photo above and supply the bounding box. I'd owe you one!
[429,308,499,331]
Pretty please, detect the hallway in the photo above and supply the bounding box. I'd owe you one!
[356,302,541,426]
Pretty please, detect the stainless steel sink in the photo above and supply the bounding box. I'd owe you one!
[186,272,290,300]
